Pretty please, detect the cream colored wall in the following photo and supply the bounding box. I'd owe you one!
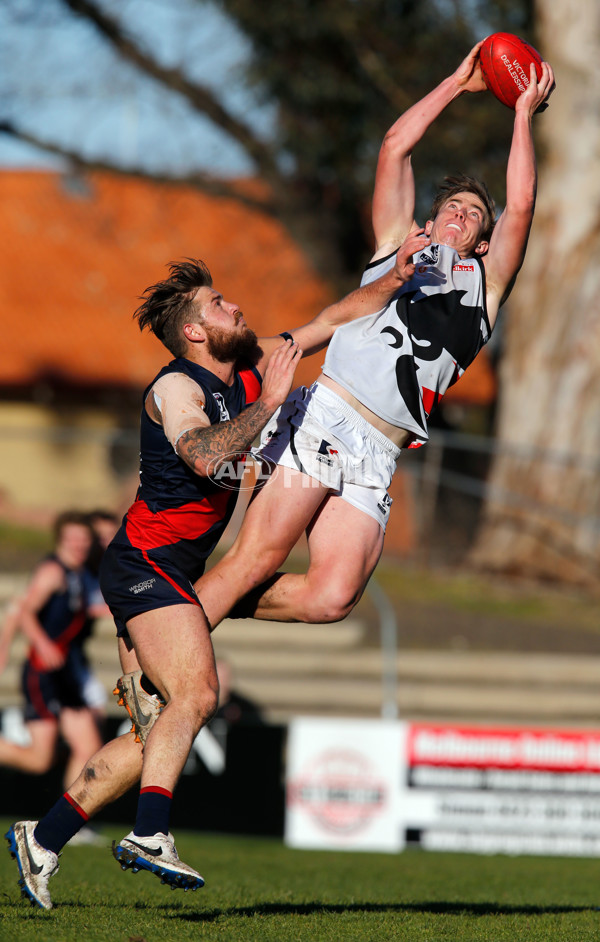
[0,402,138,515]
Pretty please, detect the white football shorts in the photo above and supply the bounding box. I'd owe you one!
[257,382,401,531]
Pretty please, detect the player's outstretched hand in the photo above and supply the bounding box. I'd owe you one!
[394,228,432,283]
[260,338,302,411]
[517,60,555,115]
[452,41,487,94]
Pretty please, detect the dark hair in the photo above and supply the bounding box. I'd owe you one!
[85,508,118,574]
[52,510,93,543]
[430,173,496,242]
[134,259,213,357]
[86,508,118,525]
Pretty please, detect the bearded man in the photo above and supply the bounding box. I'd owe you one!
[6,252,417,908]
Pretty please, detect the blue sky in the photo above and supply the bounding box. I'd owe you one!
[0,0,275,176]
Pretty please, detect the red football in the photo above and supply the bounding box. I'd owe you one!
[480,32,543,109]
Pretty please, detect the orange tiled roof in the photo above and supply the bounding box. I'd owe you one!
[0,169,495,403]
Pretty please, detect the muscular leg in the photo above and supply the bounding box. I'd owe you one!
[0,718,58,774]
[196,467,329,628]
[7,604,215,902]
[126,603,218,792]
[238,495,385,623]
[59,707,103,791]
[68,733,143,814]
[67,603,218,814]
[61,635,146,814]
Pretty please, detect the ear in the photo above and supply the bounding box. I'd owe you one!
[183,322,206,344]
[474,240,489,256]
[424,219,434,236]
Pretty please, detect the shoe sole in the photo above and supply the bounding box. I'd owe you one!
[111,841,204,890]
[5,826,50,909]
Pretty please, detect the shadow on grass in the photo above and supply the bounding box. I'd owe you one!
[165,901,595,922]
[4,899,595,921]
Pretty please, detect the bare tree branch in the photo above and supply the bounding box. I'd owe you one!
[334,7,413,114]
[61,0,287,194]
[0,120,277,214]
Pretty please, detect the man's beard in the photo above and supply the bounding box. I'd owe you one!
[204,324,261,364]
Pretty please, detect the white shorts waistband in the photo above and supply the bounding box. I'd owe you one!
[310,382,401,460]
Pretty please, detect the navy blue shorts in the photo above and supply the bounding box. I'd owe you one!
[99,540,203,637]
[22,660,87,722]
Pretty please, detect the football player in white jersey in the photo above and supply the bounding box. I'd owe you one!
[194,42,555,630]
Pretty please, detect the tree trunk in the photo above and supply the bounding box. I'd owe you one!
[472,0,600,586]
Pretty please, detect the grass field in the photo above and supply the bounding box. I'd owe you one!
[2,821,600,941]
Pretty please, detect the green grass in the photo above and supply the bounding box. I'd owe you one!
[372,560,600,634]
[2,821,600,941]
[0,521,52,572]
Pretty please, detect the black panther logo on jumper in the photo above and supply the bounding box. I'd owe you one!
[380,287,485,432]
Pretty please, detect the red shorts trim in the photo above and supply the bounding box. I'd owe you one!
[141,549,199,605]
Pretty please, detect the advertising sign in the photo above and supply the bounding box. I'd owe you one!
[285,717,405,852]
[401,723,600,856]
[286,719,600,856]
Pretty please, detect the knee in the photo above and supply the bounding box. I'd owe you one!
[201,684,219,725]
[300,583,360,624]
[185,681,219,733]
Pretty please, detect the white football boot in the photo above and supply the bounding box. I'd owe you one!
[112,830,204,890]
[5,821,59,910]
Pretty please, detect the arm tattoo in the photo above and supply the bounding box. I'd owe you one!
[177,399,274,475]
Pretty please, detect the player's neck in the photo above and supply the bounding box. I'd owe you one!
[188,349,237,386]
[55,548,83,571]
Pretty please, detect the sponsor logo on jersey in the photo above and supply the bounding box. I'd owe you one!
[212,392,230,422]
[418,245,440,266]
[377,493,392,516]
[315,440,339,467]
[129,578,157,595]
[453,263,475,272]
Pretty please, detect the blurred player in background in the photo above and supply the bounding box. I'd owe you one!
[68,509,119,723]
[0,511,104,789]
[194,42,555,630]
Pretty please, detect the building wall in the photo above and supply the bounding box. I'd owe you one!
[0,402,138,521]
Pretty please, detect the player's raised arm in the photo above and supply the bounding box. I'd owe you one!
[256,228,433,361]
[484,59,555,323]
[371,41,487,258]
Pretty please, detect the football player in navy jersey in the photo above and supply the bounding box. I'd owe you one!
[5,253,419,909]
[0,512,103,790]
[192,45,554,631]
[68,509,119,726]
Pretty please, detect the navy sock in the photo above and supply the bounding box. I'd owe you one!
[34,794,89,855]
[133,786,173,837]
